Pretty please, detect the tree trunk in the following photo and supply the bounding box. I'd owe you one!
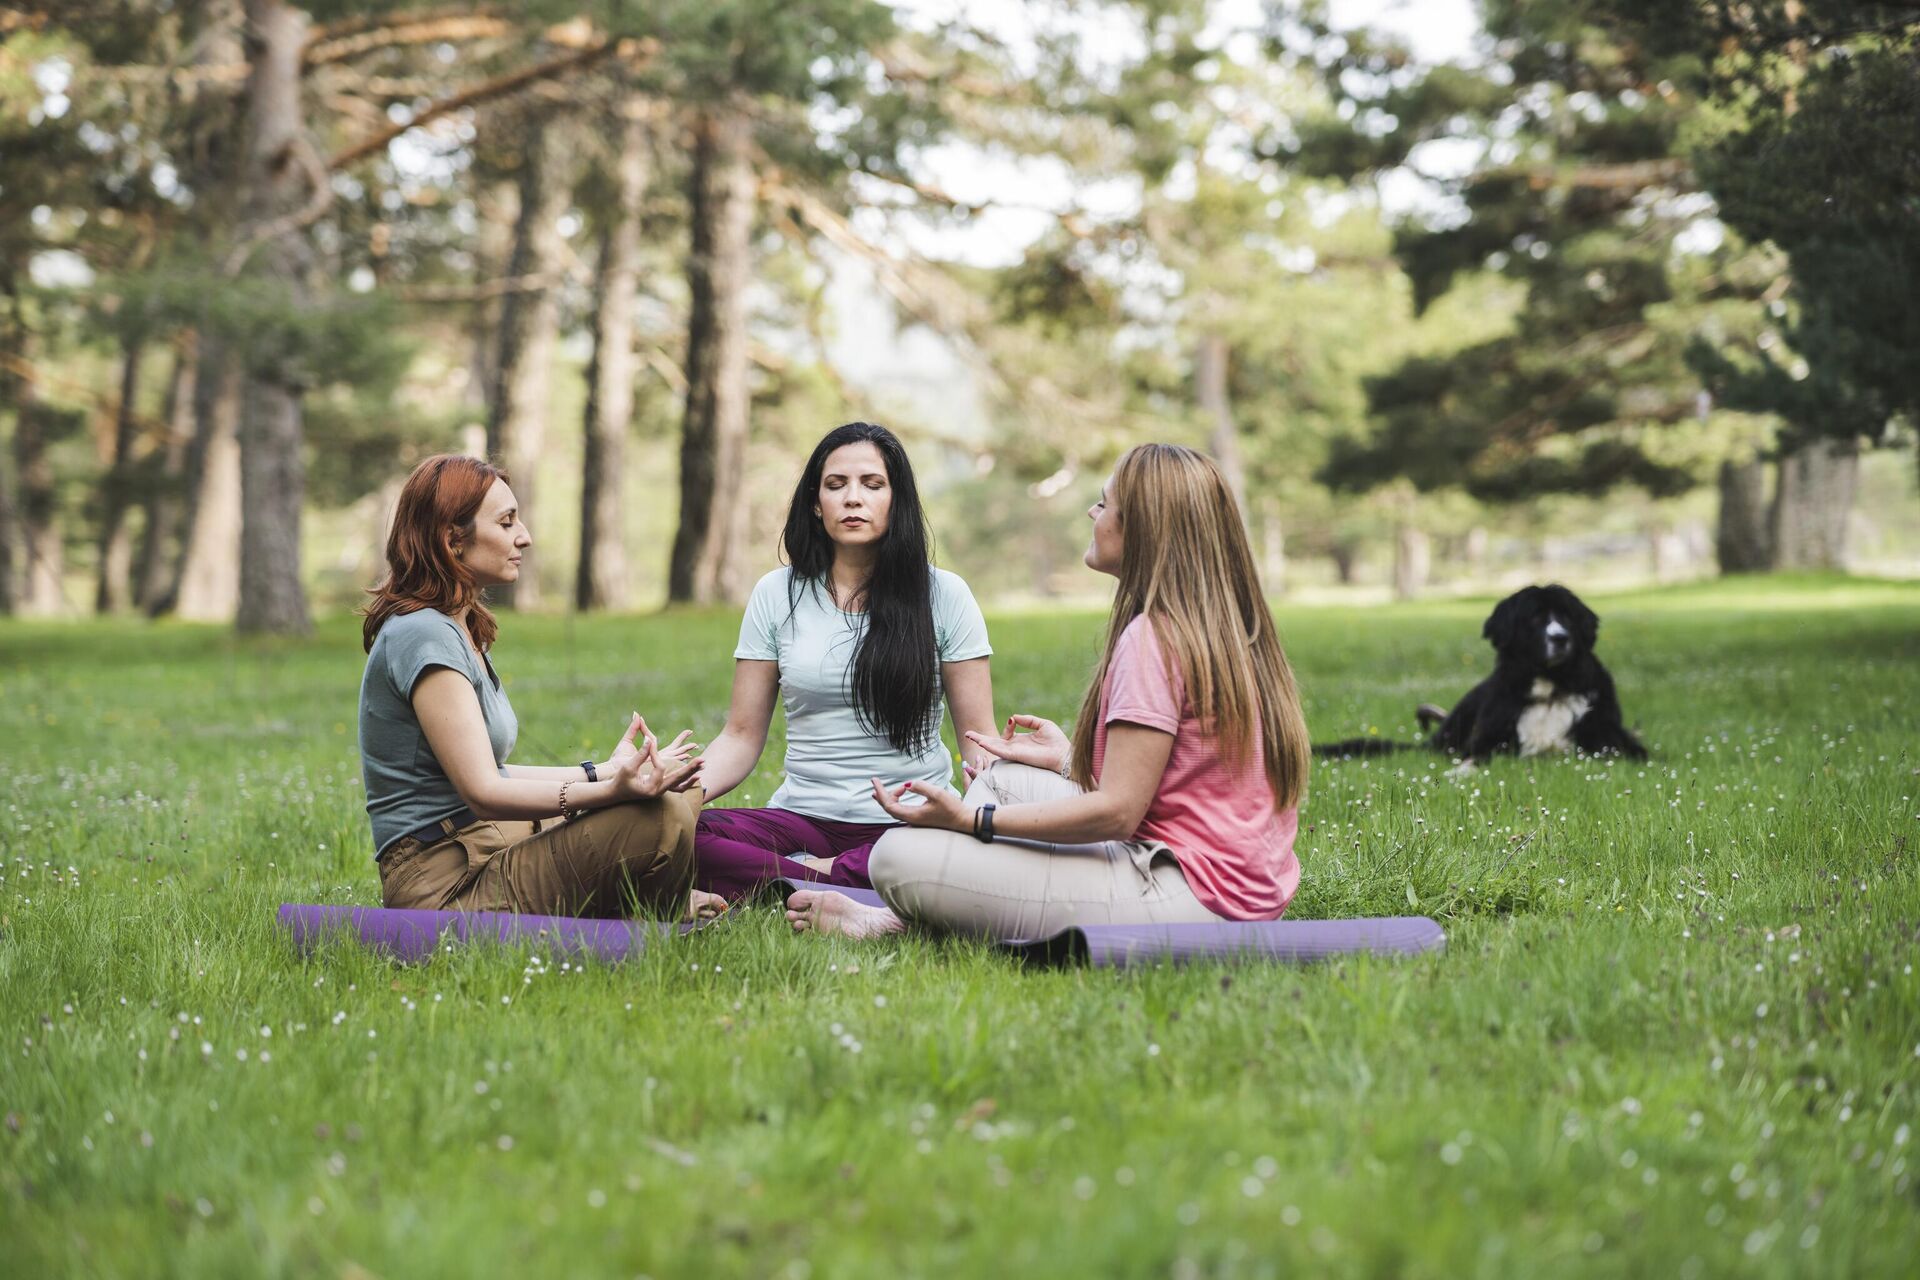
[577,104,649,612]
[488,109,583,611]
[237,374,310,633]
[0,305,22,614]
[1649,523,1689,583]
[136,334,198,610]
[1194,330,1248,519]
[465,177,518,428]
[0,419,14,614]
[1714,457,1771,573]
[1771,437,1857,570]
[1330,540,1359,586]
[95,336,145,612]
[1259,495,1286,595]
[1463,526,1489,578]
[12,338,67,617]
[1393,523,1429,601]
[171,340,243,620]
[668,105,754,605]
[232,0,314,635]
[148,0,244,619]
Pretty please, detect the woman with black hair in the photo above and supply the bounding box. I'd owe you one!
[691,422,997,899]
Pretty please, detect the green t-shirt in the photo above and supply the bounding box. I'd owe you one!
[358,608,517,857]
[735,566,992,824]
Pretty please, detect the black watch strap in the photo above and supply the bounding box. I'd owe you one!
[580,760,598,782]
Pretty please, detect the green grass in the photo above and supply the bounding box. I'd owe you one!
[4,575,1918,1278]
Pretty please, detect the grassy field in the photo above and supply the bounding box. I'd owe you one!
[3,575,1917,1277]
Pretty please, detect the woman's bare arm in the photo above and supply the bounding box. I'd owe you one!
[941,657,997,773]
[502,714,691,783]
[690,660,779,804]
[872,721,1173,845]
[413,670,695,819]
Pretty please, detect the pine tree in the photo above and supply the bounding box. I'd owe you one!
[1281,3,1751,519]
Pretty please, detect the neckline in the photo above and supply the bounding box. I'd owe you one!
[808,573,868,617]
[441,609,500,689]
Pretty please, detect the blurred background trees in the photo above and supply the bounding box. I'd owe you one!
[1,0,1914,629]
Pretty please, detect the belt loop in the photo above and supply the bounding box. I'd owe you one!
[439,815,459,838]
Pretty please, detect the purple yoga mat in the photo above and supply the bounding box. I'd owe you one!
[768,879,1446,968]
[282,893,1446,969]
[277,903,693,964]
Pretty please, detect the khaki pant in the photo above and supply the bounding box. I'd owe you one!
[378,791,698,919]
[867,761,1223,939]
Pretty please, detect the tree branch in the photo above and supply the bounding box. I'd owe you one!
[222,133,333,277]
[390,270,569,303]
[326,38,634,170]
[93,10,518,86]
[1470,157,1694,192]
[306,6,499,44]
[305,15,514,67]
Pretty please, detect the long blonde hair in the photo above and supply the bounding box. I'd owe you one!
[1068,443,1310,811]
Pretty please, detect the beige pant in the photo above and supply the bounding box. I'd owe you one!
[867,761,1223,938]
[378,791,698,919]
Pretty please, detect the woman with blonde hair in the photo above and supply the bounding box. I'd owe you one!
[786,443,1310,939]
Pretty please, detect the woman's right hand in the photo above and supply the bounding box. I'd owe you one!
[610,734,703,800]
[964,714,1070,775]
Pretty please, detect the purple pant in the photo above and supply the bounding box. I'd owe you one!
[693,805,894,901]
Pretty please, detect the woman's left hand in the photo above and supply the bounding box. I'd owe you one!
[608,713,698,774]
[869,777,970,832]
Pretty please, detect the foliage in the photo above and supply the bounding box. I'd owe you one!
[1296,0,1766,502]
[1590,2,1920,452]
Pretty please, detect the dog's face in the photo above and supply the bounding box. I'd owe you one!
[1482,584,1600,672]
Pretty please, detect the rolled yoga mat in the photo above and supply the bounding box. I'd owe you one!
[277,903,694,964]
[767,879,1447,969]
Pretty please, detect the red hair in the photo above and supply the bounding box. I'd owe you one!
[361,454,508,653]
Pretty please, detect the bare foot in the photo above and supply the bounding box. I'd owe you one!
[683,889,728,923]
[785,889,905,939]
[787,853,838,876]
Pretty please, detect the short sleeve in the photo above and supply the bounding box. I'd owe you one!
[383,612,476,699]
[734,570,786,661]
[931,570,992,662]
[1103,615,1181,734]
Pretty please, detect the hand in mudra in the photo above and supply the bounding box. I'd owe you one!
[611,734,703,799]
[963,714,1070,775]
[612,713,699,768]
[869,777,969,832]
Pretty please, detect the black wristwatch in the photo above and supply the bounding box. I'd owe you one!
[580,760,598,782]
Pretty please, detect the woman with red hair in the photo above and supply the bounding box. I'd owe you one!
[358,454,723,921]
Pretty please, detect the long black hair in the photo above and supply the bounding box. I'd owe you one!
[782,422,939,754]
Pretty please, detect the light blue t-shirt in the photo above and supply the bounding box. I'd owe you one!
[735,566,992,824]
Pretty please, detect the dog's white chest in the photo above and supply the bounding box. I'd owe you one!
[1517,678,1591,756]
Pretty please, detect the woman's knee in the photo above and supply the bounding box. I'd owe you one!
[661,790,699,861]
[866,828,950,896]
[598,793,697,862]
[984,760,1080,805]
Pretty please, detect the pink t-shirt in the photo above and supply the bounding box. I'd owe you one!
[1089,614,1301,921]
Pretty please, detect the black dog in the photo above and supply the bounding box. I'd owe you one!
[1316,584,1647,767]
